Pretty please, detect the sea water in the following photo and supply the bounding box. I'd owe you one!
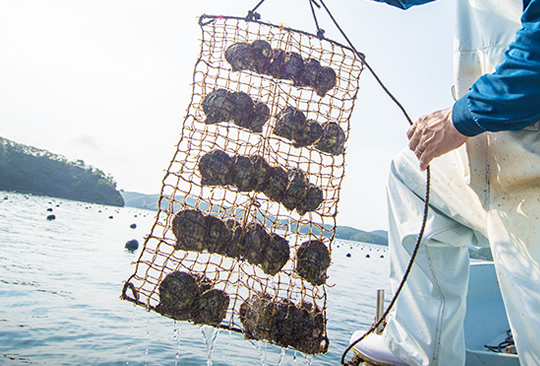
[0,190,391,365]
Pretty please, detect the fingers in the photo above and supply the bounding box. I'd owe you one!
[407,116,426,157]
[405,108,468,171]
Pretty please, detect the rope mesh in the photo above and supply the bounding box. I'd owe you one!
[122,15,364,355]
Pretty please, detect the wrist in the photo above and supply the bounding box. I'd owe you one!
[452,97,485,137]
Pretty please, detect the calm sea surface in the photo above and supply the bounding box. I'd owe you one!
[0,190,391,365]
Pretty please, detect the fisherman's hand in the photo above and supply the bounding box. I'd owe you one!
[407,108,469,171]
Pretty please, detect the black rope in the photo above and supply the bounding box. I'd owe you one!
[309,0,433,363]
[308,0,326,39]
[246,0,265,21]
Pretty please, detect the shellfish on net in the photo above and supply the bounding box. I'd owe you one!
[156,271,201,321]
[315,121,346,155]
[296,184,324,215]
[172,209,207,252]
[295,240,331,286]
[156,271,230,326]
[198,149,233,186]
[224,41,337,97]
[281,168,309,211]
[239,295,326,354]
[201,89,269,132]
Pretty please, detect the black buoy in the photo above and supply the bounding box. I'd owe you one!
[125,239,139,250]
[380,255,385,258]
[130,223,137,229]
[108,215,114,219]
[366,254,370,258]
[346,253,351,258]
[47,208,53,212]
[46,214,56,220]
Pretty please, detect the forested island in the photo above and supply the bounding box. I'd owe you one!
[0,137,124,206]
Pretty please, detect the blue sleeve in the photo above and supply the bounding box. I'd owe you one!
[452,0,540,136]
[370,0,437,10]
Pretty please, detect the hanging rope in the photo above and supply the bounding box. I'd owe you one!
[241,1,433,362]
[300,0,433,363]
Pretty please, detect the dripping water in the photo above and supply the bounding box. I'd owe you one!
[249,340,268,366]
[126,303,137,365]
[200,325,220,366]
[173,321,181,366]
[277,347,286,366]
[144,309,150,365]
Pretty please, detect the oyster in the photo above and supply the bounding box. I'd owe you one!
[231,91,255,129]
[224,42,254,72]
[292,120,323,148]
[239,294,277,340]
[156,271,201,321]
[202,88,269,132]
[250,102,270,133]
[240,222,267,266]
[229,155,256,192]
[267,49,286,78]
[296,184,324,215]
[315,67,337,97]
[315,122,346,155]
[281,52,304,81]
[204,215,232,254]
[288,301,325,354]
[240,296,326,355]
[202,88,236,124]
[249,155,271,190]
[251,40,273,73]
[297,58,321,87]
[192,288,230,326]
[262,165,288,202]
[281,169,309,211]
[295,240,331,286]
[274,106,307,141]
[222,218,242,258]
[198,149,233,186]
[172,209,206,251]
[259,233,290,276]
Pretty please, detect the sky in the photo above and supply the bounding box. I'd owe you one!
[0,0,455,231]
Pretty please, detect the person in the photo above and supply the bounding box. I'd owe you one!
[352,0,540,365]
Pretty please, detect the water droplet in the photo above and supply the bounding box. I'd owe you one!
[201,325,220,366]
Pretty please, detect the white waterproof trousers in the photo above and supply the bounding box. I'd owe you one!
[382,0,540,365]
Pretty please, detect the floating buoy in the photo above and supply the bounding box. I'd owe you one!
[130,223,137,229]
[47,208,53,212]
[125,239,139,250]
[108,216,114,219]
[366,254,370,258]
[46,214,56,220]
[380,255,384,258]
[346,253,351,258]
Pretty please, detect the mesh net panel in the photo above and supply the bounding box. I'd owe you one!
[122,15,364,355]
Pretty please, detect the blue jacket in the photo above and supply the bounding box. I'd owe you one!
[373,0,540,136]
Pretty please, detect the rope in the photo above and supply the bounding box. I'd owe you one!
[304,0,433,363]
[308,0,326,38]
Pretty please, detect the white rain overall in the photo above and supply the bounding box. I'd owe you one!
[382,0,540,365]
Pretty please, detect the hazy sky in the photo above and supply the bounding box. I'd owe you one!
[0,0,455,231]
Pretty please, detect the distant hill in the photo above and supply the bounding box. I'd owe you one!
[0,136,124,206]
[120,191,388,245]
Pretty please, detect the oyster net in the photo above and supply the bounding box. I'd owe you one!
[122,15,364,355]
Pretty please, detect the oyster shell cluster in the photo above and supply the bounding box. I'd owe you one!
[295,240,331,286]
[202,88,270,133]
[156,271,230,326]
[239,294,325,354]
[225,40,337,97]
[172,209,290,276]
[198,150,324,214]
[275,106,345,155]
